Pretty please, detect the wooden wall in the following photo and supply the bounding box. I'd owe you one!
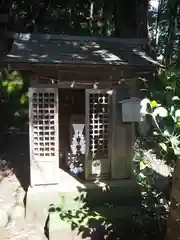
[111,88,134,179]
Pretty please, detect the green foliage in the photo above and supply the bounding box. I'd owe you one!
[149,0,180,66]
[48,203,113,239]
[0,69,28,103]
[13,0,115,36]
[141,68,180,163]
[10,0,149,38]
[1,70,23,93]
[133,147,169,236]
[0,69,28,133]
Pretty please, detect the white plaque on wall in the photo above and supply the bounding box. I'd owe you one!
[92,160,101,176]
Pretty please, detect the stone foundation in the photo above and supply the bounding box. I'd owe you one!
[25,179,140,235]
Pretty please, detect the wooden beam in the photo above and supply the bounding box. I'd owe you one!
[7,62,152,77]
[6,62,156,71]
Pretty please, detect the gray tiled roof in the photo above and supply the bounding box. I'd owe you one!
[4,33,159,67]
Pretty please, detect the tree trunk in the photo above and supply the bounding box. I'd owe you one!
[176,5,180,67]
[114,0,136,38]
[102,0,114,36]
[163,0,178,67]
[165,159,180,240]
[114,0,148,38]
[135,0,149,38]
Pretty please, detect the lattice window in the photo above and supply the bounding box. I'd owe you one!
[88,91,109,158]
[30,89,58,158]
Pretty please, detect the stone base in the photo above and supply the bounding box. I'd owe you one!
[25,185,61,225]
[25,179,140,228]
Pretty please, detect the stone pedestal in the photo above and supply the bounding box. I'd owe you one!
[25,186,61,225]
[25,179,140,228]
[25,172,85,226]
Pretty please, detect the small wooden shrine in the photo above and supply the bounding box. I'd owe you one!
[4,33,157,187]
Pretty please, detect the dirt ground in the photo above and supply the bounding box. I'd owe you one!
[0,172,47,240]
[0,132,47,239]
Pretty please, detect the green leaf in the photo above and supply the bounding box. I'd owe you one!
[138,77,146,82]
[151,100,159,108]
[159,142,167,152]
[2,80,8,87]
[20,94,26,104]
[140,161,146,170]
[7,84,14,93]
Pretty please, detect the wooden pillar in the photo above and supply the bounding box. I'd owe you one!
[111,87,134,179]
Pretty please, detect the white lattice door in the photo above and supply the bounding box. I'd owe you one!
[85,89,111,180]
[29,87,59,186]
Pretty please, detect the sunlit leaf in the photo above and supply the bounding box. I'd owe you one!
[170,106,175,115]
[140,161,146,170]
[140,98,152,115]
[151,100,159,108]
[163,130,170,137]
[2,81,8,87]
[153,106,168,118]
[7,84,14,93]
[171,137,180,149]
[165,86,173,91]
[139,77,146,82]
[153,131,159,136]
[20,94,26,104]
[172,96,180,101]
[139,172,146,179]
[159,142,167,152]
[175,110,180,119]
